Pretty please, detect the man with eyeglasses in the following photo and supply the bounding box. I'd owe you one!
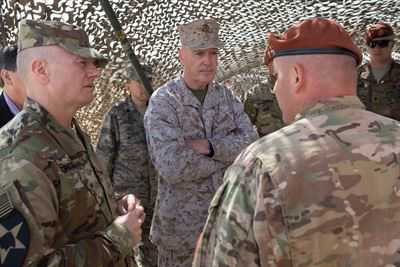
[358,22,400,120]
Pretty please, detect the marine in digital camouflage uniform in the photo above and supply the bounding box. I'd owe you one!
[194,18,400,267]
[357,22,400,121]
[144,19,258,267]
[96,63,158,267]
[0,19,145,267]
[243,81,283,136]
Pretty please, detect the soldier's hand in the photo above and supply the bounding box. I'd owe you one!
[118,194,141,215]
[114,204,145,246]
[185,139,211,155]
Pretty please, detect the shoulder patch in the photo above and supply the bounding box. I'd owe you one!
[0,191,29,267]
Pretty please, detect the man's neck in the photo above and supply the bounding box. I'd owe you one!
[46,104,74,128]
[184,80,208,90]
[370,57,392,69]
[182,75,209,90]
[28,94,75,129]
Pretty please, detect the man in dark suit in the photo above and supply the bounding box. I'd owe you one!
[0,44,26,127]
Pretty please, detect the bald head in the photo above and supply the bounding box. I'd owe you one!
[273,53,357,95]
[271,54,358,124]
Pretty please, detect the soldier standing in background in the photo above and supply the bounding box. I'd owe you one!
[194,17,400,266]
[97,63,158,267]
[243,80,283,136]
[0,19,144,266]
[0,44,26,127]
[358,22,400,120]
[144,19,258,267]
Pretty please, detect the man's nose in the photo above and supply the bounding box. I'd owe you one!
[203,54,212,65]
[87,62,100,78]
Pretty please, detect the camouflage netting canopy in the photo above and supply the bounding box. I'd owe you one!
[1,0,400,141]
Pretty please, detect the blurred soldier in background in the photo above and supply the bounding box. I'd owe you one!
[0,44,26,127]
[243,79,283,136]
[0,19,144,266]
[358,22,400,120]
[97,62,158,267]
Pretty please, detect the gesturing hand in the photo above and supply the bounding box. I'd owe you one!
[114,203,145,246]
[118,194,141,215]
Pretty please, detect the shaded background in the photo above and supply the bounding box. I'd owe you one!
[1,0,399,142]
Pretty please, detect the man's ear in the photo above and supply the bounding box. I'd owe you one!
[292,63,305,95]
[178,48,184,65]
[0,69,13,86]
[31,59,49,84]
[124,83,131,92]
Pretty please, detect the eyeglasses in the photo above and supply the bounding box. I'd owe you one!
[368,40,390,48]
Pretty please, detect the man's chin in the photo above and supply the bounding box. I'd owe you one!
[199,74,215,84]
[81,94,95,107]
[139,96,149,102]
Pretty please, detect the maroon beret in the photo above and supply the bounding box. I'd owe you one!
[364,22,394,44]
[264,18,363,66]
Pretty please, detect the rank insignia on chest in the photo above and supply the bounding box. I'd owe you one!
[0,191,29,267]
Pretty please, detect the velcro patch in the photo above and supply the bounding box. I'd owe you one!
[0,191,29,267]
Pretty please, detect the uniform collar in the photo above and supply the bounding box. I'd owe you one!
[177,74,221,109]
[124,95,147,116]
[295,96,365,121]
[3,91,20,116]
[23,97,87,156]
[360,59,399,81]
[22,98,115,221]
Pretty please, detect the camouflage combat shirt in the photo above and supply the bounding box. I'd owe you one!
[0,97,135,267]
[144,74,258,251]
[96,95,157,211]
[357,60,400,121]
[194,96,400,267]
[243,87,283,137]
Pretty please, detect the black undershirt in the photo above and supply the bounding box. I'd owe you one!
[188,87,208,105]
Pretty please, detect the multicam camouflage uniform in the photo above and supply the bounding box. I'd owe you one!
[0,98,136,266]
[144,74,258,266]
[357,60,400,121]
[243,84,283,136]
[97,95,158,267]
[194,96,400,266]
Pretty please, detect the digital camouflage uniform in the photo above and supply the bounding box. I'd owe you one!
[194,96,400,267]
[243,84,283,137]
[357,60,400,121]
[0,98,136,266]
[97,95,158,267]
[144,74,258,266]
